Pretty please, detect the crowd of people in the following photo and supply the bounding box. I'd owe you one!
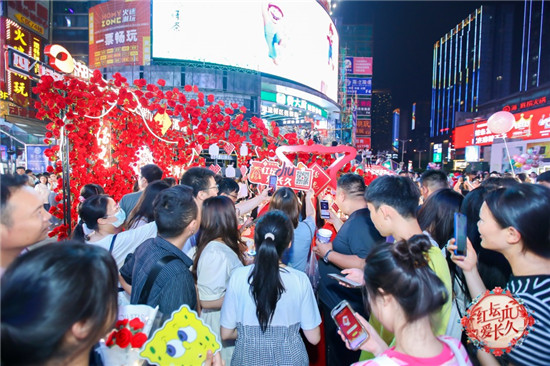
[1,163,549,366]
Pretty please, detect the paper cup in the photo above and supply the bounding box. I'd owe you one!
[317,228,332,243]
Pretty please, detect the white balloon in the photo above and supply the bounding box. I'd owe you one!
[487,111,515,134]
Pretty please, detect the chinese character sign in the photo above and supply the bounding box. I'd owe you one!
[26,145,53,173]
[345,57,373,75]
[346,78,372,96]
[89,1,151,68]
[462,288,534,355]
[2,17,44,107]
[6,0,50,36]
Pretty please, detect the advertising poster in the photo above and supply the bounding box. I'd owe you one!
[453,106,550,149]
[356,119,371,136]
[346,77,372,95]
[25,145,52,173]
[345,57,373,75]
[89,0,151,68]
[152,0,339,101]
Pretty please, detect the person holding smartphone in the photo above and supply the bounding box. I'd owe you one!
[340,235,472,366]
[448,184,550,366]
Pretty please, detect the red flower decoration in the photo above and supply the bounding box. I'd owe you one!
[115,319,129,329]
[157,79,166,87]
[129,317,145,331]
[105,331,115,347]
[131,332,148,348]
[115,328,132,348]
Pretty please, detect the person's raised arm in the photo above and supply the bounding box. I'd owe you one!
[305,190,315,219]
[235,188,270,217]
[328,209,343,232]
[447,238,486,299]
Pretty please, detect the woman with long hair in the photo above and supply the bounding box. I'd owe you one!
[269,187,315,272]
[193,196,246,364]
[449,184,550,366]
[1,241,118,366]
[345,235,471,365]
[72,194,157,269]
[125,180,170,229]
[220,210,321,365]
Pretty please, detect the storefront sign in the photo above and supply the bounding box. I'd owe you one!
[261,91,327,118]
[6,0,49,36]
[2,17,44,107]
[453,106,550,149]
[346,77,372,95]
[355,136,371,149]
[502,96,547,113]
[356,119,371,136]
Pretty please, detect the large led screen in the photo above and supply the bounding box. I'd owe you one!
[152,0,339,101]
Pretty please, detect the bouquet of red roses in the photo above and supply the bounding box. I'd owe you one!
[106,317,148,349]
[97,304,159,366]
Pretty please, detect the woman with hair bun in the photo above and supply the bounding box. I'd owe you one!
[220,210,321,366]
[345,235,472,366]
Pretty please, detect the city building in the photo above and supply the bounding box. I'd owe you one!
[442,1,550,173]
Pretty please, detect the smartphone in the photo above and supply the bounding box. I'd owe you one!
[328,273,362,288]
[331,300,369,350]
[268,175,277,196]
[320,200,330,219]
[454,212,467,256]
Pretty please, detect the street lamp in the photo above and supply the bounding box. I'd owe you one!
[399,139,412,164]
[414,149,427,169]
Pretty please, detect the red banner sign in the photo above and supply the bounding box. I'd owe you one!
[355,136,371,149]
[248,160,313,191]
[453,106,550,149]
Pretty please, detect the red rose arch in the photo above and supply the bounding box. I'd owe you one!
[33,71,374,239]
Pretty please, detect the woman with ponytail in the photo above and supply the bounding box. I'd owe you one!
[342,235,472,366]
[220,210,321,366]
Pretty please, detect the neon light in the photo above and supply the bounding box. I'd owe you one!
[471,11,478,112]
[525,0,533,91]
[520,0,528,91]
[452,24,459,128]
[446,30,452,132]
[458,21,464,112]
[476,6,483,112]
[465,14,471,110]
[537,0,544,87]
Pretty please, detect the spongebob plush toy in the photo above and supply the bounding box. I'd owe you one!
[140,305,220,366]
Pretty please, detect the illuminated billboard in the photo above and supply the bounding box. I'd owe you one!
[1,17,44,108]
[89,0,151,68]
[453,106,550,149]
[152,0,339,101]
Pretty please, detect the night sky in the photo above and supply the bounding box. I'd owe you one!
[337,1,485,109]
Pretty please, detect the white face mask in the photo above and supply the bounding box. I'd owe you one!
[108,208,126,228]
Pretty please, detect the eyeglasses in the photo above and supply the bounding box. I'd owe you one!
[229,193,239,201]
[203,184,219,192]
